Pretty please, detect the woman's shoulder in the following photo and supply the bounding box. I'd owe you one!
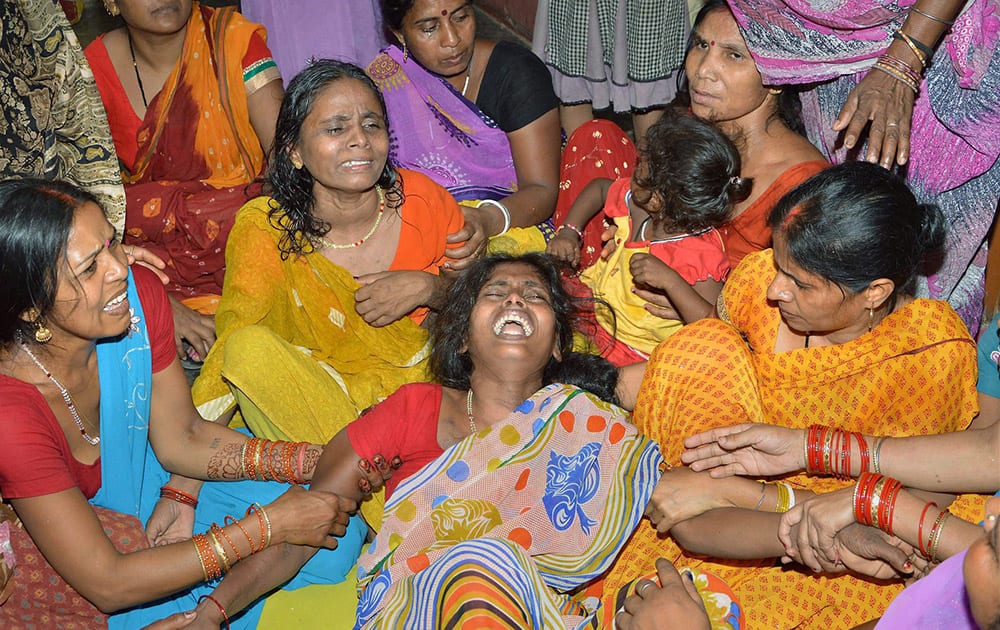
[398,170,459,209]
[234,196,281,227]
[892,298,975,344]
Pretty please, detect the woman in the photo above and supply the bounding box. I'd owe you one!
[678,0,828,269]
[596,162,982,628]
[0,179,370,629]
[191,60,464,456]
[369,0,637,265]
[84,0,284,362]
[168,254,661,628]
[725,0,999,331]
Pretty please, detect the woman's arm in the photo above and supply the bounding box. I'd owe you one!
[10,485,352,613]
[162,430,390,623]
[501,109,562,227]
[682,422,1000,493]
[247,78,283,156]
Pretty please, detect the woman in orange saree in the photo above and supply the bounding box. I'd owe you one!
[595,162,983,629]
[85,0,282,361]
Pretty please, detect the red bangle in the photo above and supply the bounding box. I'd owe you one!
[917,501,938,559]
[198,594,231,630]
[855,433,870,476]
[160,486,198,508]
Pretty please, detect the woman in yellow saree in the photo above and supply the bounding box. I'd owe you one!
[596,162,982,629]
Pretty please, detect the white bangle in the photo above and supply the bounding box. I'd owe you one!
[476,199,511,236]
[786,484,796,510]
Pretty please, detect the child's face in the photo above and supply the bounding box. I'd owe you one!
[629,160,662,214]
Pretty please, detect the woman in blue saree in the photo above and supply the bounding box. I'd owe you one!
[0,179,372,629]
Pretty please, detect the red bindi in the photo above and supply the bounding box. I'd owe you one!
[710,40,716,46]
[441,9,447,15]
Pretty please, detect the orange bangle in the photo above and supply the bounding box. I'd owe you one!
[198,594,231,630]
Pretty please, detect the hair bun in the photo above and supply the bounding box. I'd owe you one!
[916,202,946,255]
[727,174,753,203]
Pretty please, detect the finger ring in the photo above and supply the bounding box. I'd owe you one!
[637,580,655,596]
[886,122,899,127]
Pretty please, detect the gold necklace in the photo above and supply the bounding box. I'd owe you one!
[466,389,478,434]
[314,185,385,250]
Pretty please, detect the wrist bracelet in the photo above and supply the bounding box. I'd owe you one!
[558,222,584,240]
[477,199,511,235]
[910,6,955,25]
[893,30,932,66]
[198,594,231,630]
[753,481,767,511]
[160,485,198,508]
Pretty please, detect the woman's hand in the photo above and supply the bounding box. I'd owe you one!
[354,454,400,496]
[682,423,806,478]
[631,286,681,320]
[140,610,202,629]
[615,558,711,630]
[443,205,493,270]
[644,466,738,533]
[145,499,196,547]
[354,270,435,327]
[125,243,170,285]
[832,68,917,168]
[545,230,582,267]
[264,485,356,548]
[168,296,216,362]
[778,487,855,571]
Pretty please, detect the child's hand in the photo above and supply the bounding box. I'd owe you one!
[630,253,680,292]
[546,230,581,267]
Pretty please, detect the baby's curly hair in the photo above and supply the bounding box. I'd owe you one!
[632,110,752,235]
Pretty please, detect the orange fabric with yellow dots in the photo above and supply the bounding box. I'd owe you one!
[596,249,981,629]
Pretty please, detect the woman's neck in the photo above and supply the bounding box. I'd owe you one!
[6,336,99,391]
[311,185,382,233]
[125,25,187,75]
[468,371,543,427]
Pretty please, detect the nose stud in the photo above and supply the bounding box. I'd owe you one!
[777,290,791,300]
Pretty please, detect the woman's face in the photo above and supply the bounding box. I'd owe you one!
[465,262,560,373]
[766,234,870,336]
[965,495,1000,628]
[40,202,132,344]
[395,0,476,77]
[684,8,773,126]
[290,78,390,197]
[114,0,191,36]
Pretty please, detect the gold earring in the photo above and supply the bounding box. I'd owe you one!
[867,305,874,333]
[402,41,409,64]
[25,308,52,344]
[103,0,120,16]
[290,156,303,170]
[768,87,782,95]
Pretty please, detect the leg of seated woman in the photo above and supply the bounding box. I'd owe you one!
[221,325,388,528]
[363,539,588,629]
[222,325,365,443]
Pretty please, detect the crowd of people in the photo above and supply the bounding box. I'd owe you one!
[0,0,997,628]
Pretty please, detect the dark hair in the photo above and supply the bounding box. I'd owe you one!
[633,111,752,233]
[0,179,97,347]
[429,253,620,405]
[266,59,400,258]
[380,0,416,32]
[675,0,806,136]
[768,161,946,306]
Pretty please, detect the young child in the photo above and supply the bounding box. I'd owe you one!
[547,111,751,366]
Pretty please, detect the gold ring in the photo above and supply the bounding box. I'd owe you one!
[886,122,899,127]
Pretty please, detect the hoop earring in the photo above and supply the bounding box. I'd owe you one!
[103,0,120,16]
[867,305,874,333]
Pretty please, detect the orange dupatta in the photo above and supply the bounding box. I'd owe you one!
[123,3,269,305]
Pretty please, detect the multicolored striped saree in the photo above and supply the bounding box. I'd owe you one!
[355,384,662,629]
